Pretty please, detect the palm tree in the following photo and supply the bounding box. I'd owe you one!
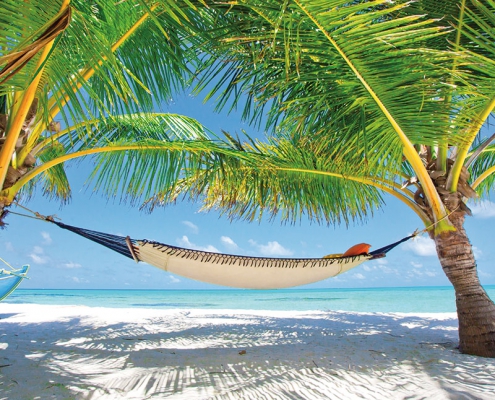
[3,0,495,358]
[0,0,229,223]
[125,0,494,357]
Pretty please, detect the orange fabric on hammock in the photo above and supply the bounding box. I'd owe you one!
[342,243,371,257]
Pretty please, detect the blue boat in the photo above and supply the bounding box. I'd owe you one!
[0,264,29,301]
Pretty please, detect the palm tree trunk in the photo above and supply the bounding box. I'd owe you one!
[434,212,495,357]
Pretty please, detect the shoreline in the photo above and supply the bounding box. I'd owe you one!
[1,304,494,399]
[8,286,486,313]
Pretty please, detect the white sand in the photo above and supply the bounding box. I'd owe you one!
[1,304,494,399]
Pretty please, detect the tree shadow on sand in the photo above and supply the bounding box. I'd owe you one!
[1,310,494,399]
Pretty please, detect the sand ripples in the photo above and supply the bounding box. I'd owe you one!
[1,306,494,399]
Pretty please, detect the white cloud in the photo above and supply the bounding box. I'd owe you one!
[469,200,495,219]
[353,273,366,280]
[403,233,481,260]
[4,242,14,252]
[182,221,199,234]
[407,268,437,278]
[29,246,49,264]
[220,236,239,252]
[473,246,482,259]
[177,235,194,247]
[62,262,82,269]
[33,246,44,254]
[402,236,437,257]
[41,231,52,245]
[478,270,492,278]
[29,253,48,264]
[361,262,397,274]
[377,264,398,274]
[177,235,219,253]
[72,277,89,283]
[248,240,294,256]
[169,275,181,283]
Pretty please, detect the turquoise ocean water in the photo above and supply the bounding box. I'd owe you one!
[4,286,495,313]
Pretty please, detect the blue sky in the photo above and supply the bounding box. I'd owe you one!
[2,94,494,290]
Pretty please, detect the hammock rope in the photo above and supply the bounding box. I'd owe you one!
[53,220,137,260]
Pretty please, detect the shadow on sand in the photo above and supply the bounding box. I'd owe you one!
[1,309,494,399]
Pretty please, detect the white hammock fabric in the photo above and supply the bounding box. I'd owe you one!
[134,240,371,289]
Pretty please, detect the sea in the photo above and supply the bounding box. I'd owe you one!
[4,286,495,313]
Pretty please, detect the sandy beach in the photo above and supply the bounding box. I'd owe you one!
[1,304,494,399]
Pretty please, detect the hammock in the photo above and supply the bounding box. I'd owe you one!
[50,220,413,289]
[0,264,29,301]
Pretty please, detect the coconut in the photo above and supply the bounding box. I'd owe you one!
[4,166,21,186]
[22,152,36,168]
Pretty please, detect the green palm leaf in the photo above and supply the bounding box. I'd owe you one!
[23,141,71,203]
[1,0,217,127]
[16,113,232,205]
[451,0,495,123]
[142,132,416,225]
[470,142,495,197]
[195,0,457,154]
[0,0,68,90]
[58,113,210,151]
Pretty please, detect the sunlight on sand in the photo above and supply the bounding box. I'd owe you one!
[1,304,494,399]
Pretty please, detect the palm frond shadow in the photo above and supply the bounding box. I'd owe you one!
[2,310,494,399]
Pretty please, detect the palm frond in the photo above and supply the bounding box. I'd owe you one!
[37,109,390,225]
[143,133,393,225]
[1,0,221,129]
[11,113,216,204]
[0,0,68,91]
[444,0,495,133]
[86,138,236,205]
[470,143,495,197]
[22,141,72,203]
[194,0,458,154]
[51,112,231,203]
[57,113,211,151]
